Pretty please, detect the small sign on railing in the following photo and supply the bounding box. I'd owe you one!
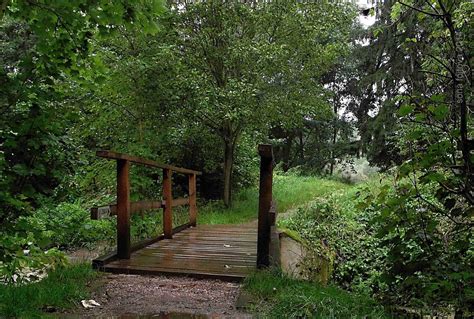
[90,205,115,220]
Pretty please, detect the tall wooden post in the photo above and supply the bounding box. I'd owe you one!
[163,168,173,239]
[189,173,197,227]
[257,144,273,268]
[117,159,131,259]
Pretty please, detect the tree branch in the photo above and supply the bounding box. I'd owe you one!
[398,1,444,17]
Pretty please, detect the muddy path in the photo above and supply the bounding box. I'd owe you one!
[67,273,252,318]
[65,235,254,318]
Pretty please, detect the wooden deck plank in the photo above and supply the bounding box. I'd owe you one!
[99,224,258,281]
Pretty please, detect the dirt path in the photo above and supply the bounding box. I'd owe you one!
[65,233,255,318]
[70,274,252,318]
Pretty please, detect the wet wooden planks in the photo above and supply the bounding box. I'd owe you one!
[102,224,257,281]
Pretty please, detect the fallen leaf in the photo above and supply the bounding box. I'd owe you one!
[81,299,101,308]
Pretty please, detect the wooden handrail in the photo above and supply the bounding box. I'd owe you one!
[93,150,199,260]
[90,198,191,219]
[97,150,202,175]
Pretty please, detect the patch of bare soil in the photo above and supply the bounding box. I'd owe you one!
[70,274,252,319]
[66,242,112,264]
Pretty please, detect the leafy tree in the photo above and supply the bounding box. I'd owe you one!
[359,0,473,313]
[163,0,356,206]
[0,0,164,270]
[347,0,413,168]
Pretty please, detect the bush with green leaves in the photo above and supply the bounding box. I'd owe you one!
[0,214,68,283]
[280,176,473,315]
[279,185,387,296]
[359,179,473,316]
[29,202,115,250]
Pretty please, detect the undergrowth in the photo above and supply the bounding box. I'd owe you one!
[198,175,349,225]
[243,270,387,319]
[278,181,387,294]
[0,263,98,318]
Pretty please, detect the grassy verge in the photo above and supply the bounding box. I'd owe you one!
[0,263,99,318]
[198,175,349,224]
[243,270,387,319]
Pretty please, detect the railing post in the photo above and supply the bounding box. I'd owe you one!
[117,159,131,259]
[163,168,173,239]
[257,144,273,268]
[189,173,197,227]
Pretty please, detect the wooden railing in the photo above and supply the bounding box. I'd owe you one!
[91,150,201,260]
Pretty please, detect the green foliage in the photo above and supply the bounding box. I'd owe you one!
[356,0,473,314]
[280,175,473,314]
[28,202,185,250]
[279,183,387,295]
[0,263,99,318]
[3,0,164,74]
[244,270,387,318]
[0,0,471,314]
[0,209,69,283]
[83,0,357,206]
[30,203,115,250]
[0,0,166,279]
[359,178,473,315]
[0,241,68,285]
[199,174,348,225]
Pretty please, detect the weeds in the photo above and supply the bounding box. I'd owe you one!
[244,270,387,319]
[0,263,99,318]
[198,175,348,225]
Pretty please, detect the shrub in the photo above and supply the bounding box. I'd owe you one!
[279,186,387,296]
[280,177,473,316]
[0,214,68,284]
[360,179,474,315]
[30,202,115,250]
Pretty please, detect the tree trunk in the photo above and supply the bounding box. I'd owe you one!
[298,131,304,164]
[329,125,337,175]
[330,100,338,176]
[282,133,294,172]
[223,139,235,208]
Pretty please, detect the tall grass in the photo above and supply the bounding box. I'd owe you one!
[198,175,349,225]
[244,270,387,319]
[0,264,99,318]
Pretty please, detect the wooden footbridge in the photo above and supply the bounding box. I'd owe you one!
[91,145,278,281]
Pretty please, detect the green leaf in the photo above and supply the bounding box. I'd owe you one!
[398,104,415,116]
[428,104,449,120]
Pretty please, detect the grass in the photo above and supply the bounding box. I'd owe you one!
[243,270,388,319]
[198,174,349,225]
[0,263,99,318]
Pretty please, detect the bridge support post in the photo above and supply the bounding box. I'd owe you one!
[189,173,197,227]
[163,168,173,239]
[117,159,131,259]
[257,144,273,268]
